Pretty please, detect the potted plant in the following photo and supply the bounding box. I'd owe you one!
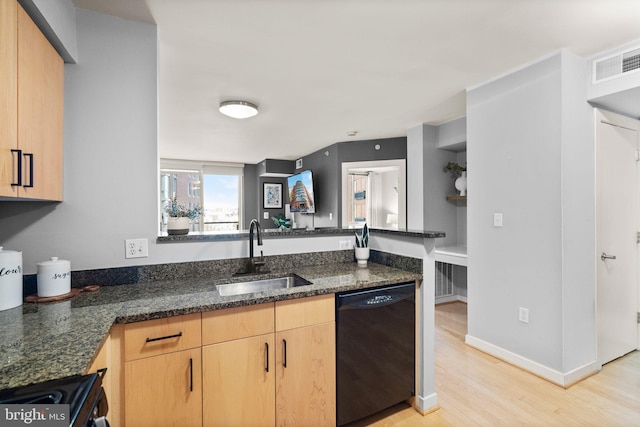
[444,162,467,196]
[271,214,291,231]
[354,223,369,267]
[165,197,201,235]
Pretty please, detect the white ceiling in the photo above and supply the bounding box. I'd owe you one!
[73,0,640,164]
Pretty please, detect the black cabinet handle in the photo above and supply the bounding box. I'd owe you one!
[283,339,287,368]
[265,342,269,373]
[189,357,193,392]
[145,332,182,343]
[23,153,33,188]
[10,149,21,186]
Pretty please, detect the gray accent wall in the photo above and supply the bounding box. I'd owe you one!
[299,137,408,229]
[466,50,596,375]
[297,144,339,228]
[243,164,258,229]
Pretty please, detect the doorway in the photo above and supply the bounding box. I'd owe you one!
[595,108,640,366]
[341,160,406,229]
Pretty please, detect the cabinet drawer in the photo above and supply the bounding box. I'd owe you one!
[124,313,201,361]
[202,302,274,345]
[276,294,335,331]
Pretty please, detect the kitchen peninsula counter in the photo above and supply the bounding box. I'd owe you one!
[0,261,421,390]
[158,227,445,242]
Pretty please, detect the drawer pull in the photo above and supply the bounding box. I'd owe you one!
[265,342,269,373]
[145,331,183,343]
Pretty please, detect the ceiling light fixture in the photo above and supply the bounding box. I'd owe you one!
[219,101,259,119]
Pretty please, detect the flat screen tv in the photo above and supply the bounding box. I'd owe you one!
[287,170,315,213]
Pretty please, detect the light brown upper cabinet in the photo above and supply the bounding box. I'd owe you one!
[0,1,63,200]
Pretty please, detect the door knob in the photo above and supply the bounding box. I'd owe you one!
[601,252,617,261]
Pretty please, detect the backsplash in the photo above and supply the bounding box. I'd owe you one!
[22,249,422,296]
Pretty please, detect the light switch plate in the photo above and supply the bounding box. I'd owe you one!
[493,213,503,227]
[263,212,269,219]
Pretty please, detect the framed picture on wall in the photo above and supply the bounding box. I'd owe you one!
[264,183,282,209]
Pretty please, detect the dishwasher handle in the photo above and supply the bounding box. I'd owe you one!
[337,282,415,310]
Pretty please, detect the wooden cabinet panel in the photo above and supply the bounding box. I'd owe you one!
[202,302,274,345]
[0,2,63,200]
[125,348,202,427]
[124,313,201,361]
[275,322,336,427]
[87,335,110,402]
[203,334,275,427]
[275,294,334,331]
[17,4,63,200]
[0,0,18,197]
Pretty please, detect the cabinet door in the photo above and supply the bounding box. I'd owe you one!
[87,335,111,415]
[125,348,202,427]
[203,333,275,427]
[17,4,63,200]
[275,322,336,427]
[0,0,18,197]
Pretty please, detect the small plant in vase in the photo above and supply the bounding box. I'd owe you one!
[165,197,201,235]
[271,214,291,230]
[354,224,370,267]
[444,162,467,196]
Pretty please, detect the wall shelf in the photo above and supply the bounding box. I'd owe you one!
[446,195,467,201]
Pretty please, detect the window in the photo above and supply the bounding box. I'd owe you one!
[160,160,243,233]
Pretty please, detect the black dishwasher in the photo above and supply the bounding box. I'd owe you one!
[336,282,415,426]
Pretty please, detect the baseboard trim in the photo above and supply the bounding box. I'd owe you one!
[414,392,438,413]
[465,334,599,388]
[435,295,467,304]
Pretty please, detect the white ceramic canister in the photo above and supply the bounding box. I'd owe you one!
[0,247,23,311]
[37,257,71,297]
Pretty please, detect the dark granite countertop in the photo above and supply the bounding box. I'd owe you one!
[0,261,421,390]
[157,227,445,242]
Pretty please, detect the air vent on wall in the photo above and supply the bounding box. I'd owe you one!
[594,47,640,83]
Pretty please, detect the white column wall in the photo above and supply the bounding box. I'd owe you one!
[466,50,597,383]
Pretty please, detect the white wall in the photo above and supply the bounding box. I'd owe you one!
[466,50,596,380]
[0,10,370,274]
[380,170,399,226]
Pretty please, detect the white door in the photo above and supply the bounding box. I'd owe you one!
[596,108,639,366]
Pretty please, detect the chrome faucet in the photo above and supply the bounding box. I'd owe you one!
[242,219,268,274]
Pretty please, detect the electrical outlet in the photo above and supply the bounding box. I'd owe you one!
[263,212,269,219]
[339,240,352,250]
[519,307,529,324]
[125,238,148,259]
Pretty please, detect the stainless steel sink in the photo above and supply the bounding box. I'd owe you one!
[216,274,312,296]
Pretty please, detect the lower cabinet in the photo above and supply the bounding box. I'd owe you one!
[202,294,336,427]
[275,322,336,426]
[110,295,335,427]
[125,348,202,427]
[122,313,202,427]
[203,333,275,426]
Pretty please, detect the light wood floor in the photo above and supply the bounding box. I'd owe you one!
[348,302,640,426]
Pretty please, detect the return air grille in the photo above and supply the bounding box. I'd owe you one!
[435,261,454,298]
[594,47,640,83]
